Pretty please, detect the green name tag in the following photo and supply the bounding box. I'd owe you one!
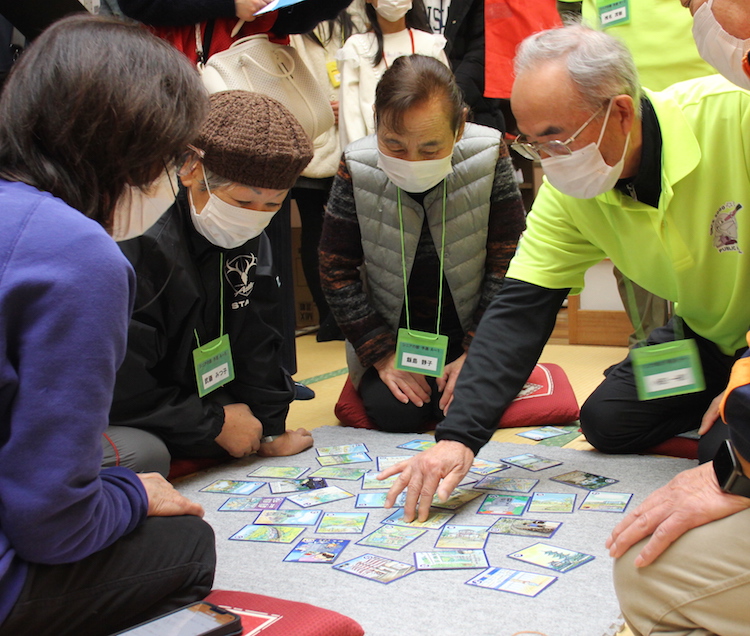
[597,0,629,27]
[394,328,448,378]
[192,334,235,397]
[631,339,705,401]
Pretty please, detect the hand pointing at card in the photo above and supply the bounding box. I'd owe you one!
[379,440,475,522]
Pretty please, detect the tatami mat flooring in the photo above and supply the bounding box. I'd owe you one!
[290,335,636,636]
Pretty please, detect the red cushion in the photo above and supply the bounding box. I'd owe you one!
[204,590,364,636]
[167,457,227,481]
[334,363,580,430]
[643,437,699,460]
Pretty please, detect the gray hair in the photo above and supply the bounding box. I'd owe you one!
[197,165,235,191]
[514,24,641,114]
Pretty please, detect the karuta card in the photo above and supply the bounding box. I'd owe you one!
[476,494,530,516]
[361,470,398,490]
[218,496,285,512]
[465,567,557,597]
[430,488,482,510]
[247,466,308,479]
[356,525,426,551]
[516,426,570,441]
[267,478,328,494]
[551,469,619,491]
[469,458,510,475]
[488,518,562,539]
[435,525,489,549]
[527,492,576,514]
[316,512,368,534]
[253,509,321,526]
[500,453,563,472]
[308,466,368,481]
[376,455,411,471]
[414,549,489,570]
[579,491,632,512]
[229,524,304,543]
[200,479,264,495]
[474,476,539,493]
[397,439,436,451]
[508,542,594,573]
[355,492,406,508]
[332,553,416,584]
[316,452,371,466]
[316,444,368,456]
[286,485,354,508]
[382,509,454,530]
[283,537,349,563]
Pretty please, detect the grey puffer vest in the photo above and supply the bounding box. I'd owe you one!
[345,123,501,386]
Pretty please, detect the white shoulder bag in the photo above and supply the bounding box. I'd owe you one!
[201,33,335,141]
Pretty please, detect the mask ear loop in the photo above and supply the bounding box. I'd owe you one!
[595,99,614,148]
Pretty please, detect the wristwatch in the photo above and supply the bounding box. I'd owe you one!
[261,434,283,444]
[712,439,750,498]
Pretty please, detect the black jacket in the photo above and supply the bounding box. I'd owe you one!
[118,0,353,33]
[444,0,505,132]
[110,191,292,455]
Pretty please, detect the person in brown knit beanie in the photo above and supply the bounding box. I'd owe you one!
[106,90,316,477]
[196,90,314,191]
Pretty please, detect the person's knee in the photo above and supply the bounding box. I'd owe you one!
[365,400,431,433]
[612,540,650,636]
[579,398,626,453]
[103,426,172,476]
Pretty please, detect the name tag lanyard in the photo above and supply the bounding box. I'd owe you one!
[192,253,236,397]
[624,277,705,401]
[394,181,450,377]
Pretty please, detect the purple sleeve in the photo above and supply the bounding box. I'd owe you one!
[0,205,148,564]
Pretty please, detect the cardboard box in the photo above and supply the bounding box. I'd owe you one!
[291,226,319,329]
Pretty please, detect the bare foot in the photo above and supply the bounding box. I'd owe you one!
[258,428,313,457]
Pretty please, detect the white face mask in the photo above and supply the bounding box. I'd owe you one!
[189,172,277,249]
[112,170,176,241]
[374,0,412,23]
[377,150,454,192]
[540,101,630,199]
[692,0,750,90]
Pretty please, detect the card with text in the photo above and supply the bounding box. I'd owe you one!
[218,496,285,512]
[200,479,264,495]
[579,491,632,512]
[551,469,619,491]
[500,454,563,472]
[316,444,368,456]
[267,478,327,494]
[508,542,594,573]
[488,518,562,539]
[229,524,304,543]
[465,567,557,597]
[308,466,368,481]
[382,509,454,530]
[474,476,539,493]
[476,494,529,516]
[469,458,510,475]
[316,452,371,466]
[247,466,308,479]
[286,486,354,508]
[357,525,426,551]
[397,439,436,451]
[435,525,489,550]
[316,512,368,534]
[283,538,349,563]
[527,492,576,514]
[333,553,416,584]
[253,509,321,526]
[414,549,489,570]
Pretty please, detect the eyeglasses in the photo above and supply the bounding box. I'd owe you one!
[510,101,608,161]
[176,144,205,176]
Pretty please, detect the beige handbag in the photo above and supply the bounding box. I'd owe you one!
[201,33,335,141]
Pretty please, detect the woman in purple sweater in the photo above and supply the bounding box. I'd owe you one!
[0,16,215,636]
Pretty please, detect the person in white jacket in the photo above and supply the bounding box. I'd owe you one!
[338,0,449,148]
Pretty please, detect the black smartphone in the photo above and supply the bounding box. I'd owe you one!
[112,601,242,636]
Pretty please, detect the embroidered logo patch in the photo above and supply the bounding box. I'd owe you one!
[710,201,743,254]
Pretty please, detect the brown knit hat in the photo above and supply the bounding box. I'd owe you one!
[196,90,314,190]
